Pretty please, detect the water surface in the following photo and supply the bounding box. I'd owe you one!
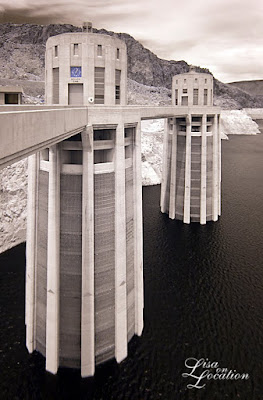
[0,134,262,399]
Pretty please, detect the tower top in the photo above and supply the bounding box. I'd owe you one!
[82,21,93,33]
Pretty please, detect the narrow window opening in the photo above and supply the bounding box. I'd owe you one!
[52,67,59,104]
[73,43,79,56]
[97,44,102,56]
[117,48,120,59]
[54,45,58,57]
[175,89,178,105]
[193,88,198,105]
[94,67,105,104]
[115,69,121,104]
[204,89,208,105]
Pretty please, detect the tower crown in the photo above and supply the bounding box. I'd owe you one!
[172,71,213,107]
[45,31,127,106]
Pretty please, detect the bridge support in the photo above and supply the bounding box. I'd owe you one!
[46,145,61,374]
[81,126,95,377]
[26,153,39,353]
[114,122,128,363]
[134,122,144,336]
[161,112,221,224]
[25,121,144,377]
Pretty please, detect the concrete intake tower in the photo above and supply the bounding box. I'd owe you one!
[26,25,143,377]
[160,70,221,224]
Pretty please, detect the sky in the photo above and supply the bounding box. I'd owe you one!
[0,0,262,83]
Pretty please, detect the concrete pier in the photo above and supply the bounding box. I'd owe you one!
[25,25,144,377]
[160,70,221,224]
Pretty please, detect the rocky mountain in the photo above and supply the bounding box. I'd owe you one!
[228,80,263,101]
[0,23,263,109]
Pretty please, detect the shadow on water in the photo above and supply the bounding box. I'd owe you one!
[0,134,263,399]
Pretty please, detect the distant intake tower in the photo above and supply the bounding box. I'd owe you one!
[160,70,221,224]
[26,25,143,378]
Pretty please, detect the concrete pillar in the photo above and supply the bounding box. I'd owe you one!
[46,144,60,374]
[218,115,222,216]
[200,114,207,224]
[169,119,177,219]
[160,119,171,214]
[212,114,219,221]
[183,115,191,224]
[133,122,144,336]
[26,153,39,353]
[114,122,128,362]
[81,126,95,377]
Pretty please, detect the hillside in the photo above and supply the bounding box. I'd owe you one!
[0,23,263,109]
[228,80,263,100]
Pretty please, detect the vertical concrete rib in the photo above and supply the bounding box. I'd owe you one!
[200,114,207,224]
[133,122,144,336]
[218,115,222,216]
[46,144,60,374]
[160,119,170,213]
[169,119,177,219]
[183,115,191,224]
[115,122,128,362]
[81,126,95,377]
[212,114,219,221]
[26,153,38,353]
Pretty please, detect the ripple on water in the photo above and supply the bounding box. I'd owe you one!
[0,135,263,399]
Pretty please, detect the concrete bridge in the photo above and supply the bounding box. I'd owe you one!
[0,104,218,170]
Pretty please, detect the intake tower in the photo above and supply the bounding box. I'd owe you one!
[26,24,143,378]
[160,69,221,224]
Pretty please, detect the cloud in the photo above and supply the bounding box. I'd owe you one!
[0,0,262,82]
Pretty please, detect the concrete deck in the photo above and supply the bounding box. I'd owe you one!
[0,105,220,169]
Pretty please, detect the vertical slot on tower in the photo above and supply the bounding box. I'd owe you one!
[52,68,59,104]
[115,69,121,105]
[94,67,105,104]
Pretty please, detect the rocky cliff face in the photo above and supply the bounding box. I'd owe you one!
[0,159,27,253]
[1,23,263,108]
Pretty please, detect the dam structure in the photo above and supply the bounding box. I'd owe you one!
[160,69,221,224]
[0,24,222,379]
[26,25,143,378]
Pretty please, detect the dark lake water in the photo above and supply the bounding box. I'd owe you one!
[0,134,263,400]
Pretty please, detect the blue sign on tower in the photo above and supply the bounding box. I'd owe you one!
[70,66,82,78]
